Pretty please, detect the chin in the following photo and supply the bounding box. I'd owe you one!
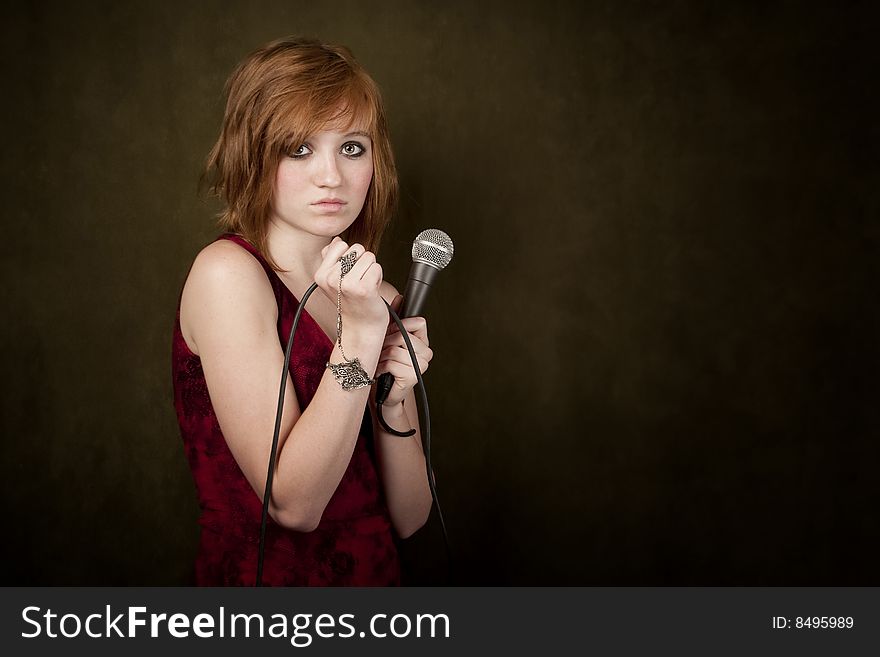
[320,214,358,234]
[303,224,346,242]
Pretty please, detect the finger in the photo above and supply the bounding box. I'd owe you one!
[381,341,428,363]
[326,238,353,264]
[379,345,430,373]
[380,354,429,376]
[382,332,432,358]
[320,236,342,258]
[375,359,418,386]
[342,263,382,299]
[398,317,428,343]
[384,316,428,342]
[321,242,365,286]
[337,244,366,270]
[361,261,383,289]
[316,239,349,281]
[344,246,373,280]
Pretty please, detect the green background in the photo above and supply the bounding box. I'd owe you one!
[2,0,877,585]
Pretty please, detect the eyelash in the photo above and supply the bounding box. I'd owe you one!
[288,141,367,159]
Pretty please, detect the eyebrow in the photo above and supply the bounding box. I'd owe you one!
[345,131,371,139]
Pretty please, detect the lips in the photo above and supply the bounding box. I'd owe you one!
[310,198,347,214]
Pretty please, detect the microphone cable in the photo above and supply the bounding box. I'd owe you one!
[256,282,451,586]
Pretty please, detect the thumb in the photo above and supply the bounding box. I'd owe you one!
[390,294,403,313]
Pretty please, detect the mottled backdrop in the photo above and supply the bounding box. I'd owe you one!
[1,0,877,585]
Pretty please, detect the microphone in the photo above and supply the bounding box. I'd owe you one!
[399,228,455,318]
[376,228,454,405]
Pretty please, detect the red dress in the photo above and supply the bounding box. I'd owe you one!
[171,233,400,586]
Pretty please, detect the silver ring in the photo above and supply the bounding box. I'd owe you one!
[339,251,357,277]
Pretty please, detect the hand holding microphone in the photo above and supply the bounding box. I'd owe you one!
[374,298,433,407]
[375,229,454,411]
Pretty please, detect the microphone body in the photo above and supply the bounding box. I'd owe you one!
[399,260,442,319]
[376,229,454,406]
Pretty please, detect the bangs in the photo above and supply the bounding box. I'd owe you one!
[272,72,378,155]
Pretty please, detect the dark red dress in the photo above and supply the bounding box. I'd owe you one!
[172,233,400,586]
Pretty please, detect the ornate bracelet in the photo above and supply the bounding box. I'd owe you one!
[326,251,374,390]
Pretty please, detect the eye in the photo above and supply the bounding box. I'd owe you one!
[288,144,312,159]
[341,141,366,157]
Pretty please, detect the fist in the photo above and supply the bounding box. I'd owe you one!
[314,237,387,330]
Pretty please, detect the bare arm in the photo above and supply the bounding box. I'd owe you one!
[368,282,434,538]
[369,389,433,538]
[180,238,388,531]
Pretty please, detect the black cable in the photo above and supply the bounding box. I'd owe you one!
[257,285,451,586]
[376,378,416,439]
[376,403,415,436]
[257,282,319,587]
[381,299,452,574]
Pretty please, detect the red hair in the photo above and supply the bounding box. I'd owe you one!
[202,37,398,270]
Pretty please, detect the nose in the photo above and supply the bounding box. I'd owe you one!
[313,152,342,188]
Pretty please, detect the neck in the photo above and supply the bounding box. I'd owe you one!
[265,218,333,281]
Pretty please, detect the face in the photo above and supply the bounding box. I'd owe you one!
[270,123,374,240]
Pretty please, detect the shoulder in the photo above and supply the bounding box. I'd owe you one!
[183,239,276,305]
[188,239,270,287]
[180,239,277,353]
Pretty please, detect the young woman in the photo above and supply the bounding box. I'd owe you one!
[171,37,433,586]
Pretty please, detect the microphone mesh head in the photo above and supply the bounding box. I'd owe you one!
[411,229,454,269]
